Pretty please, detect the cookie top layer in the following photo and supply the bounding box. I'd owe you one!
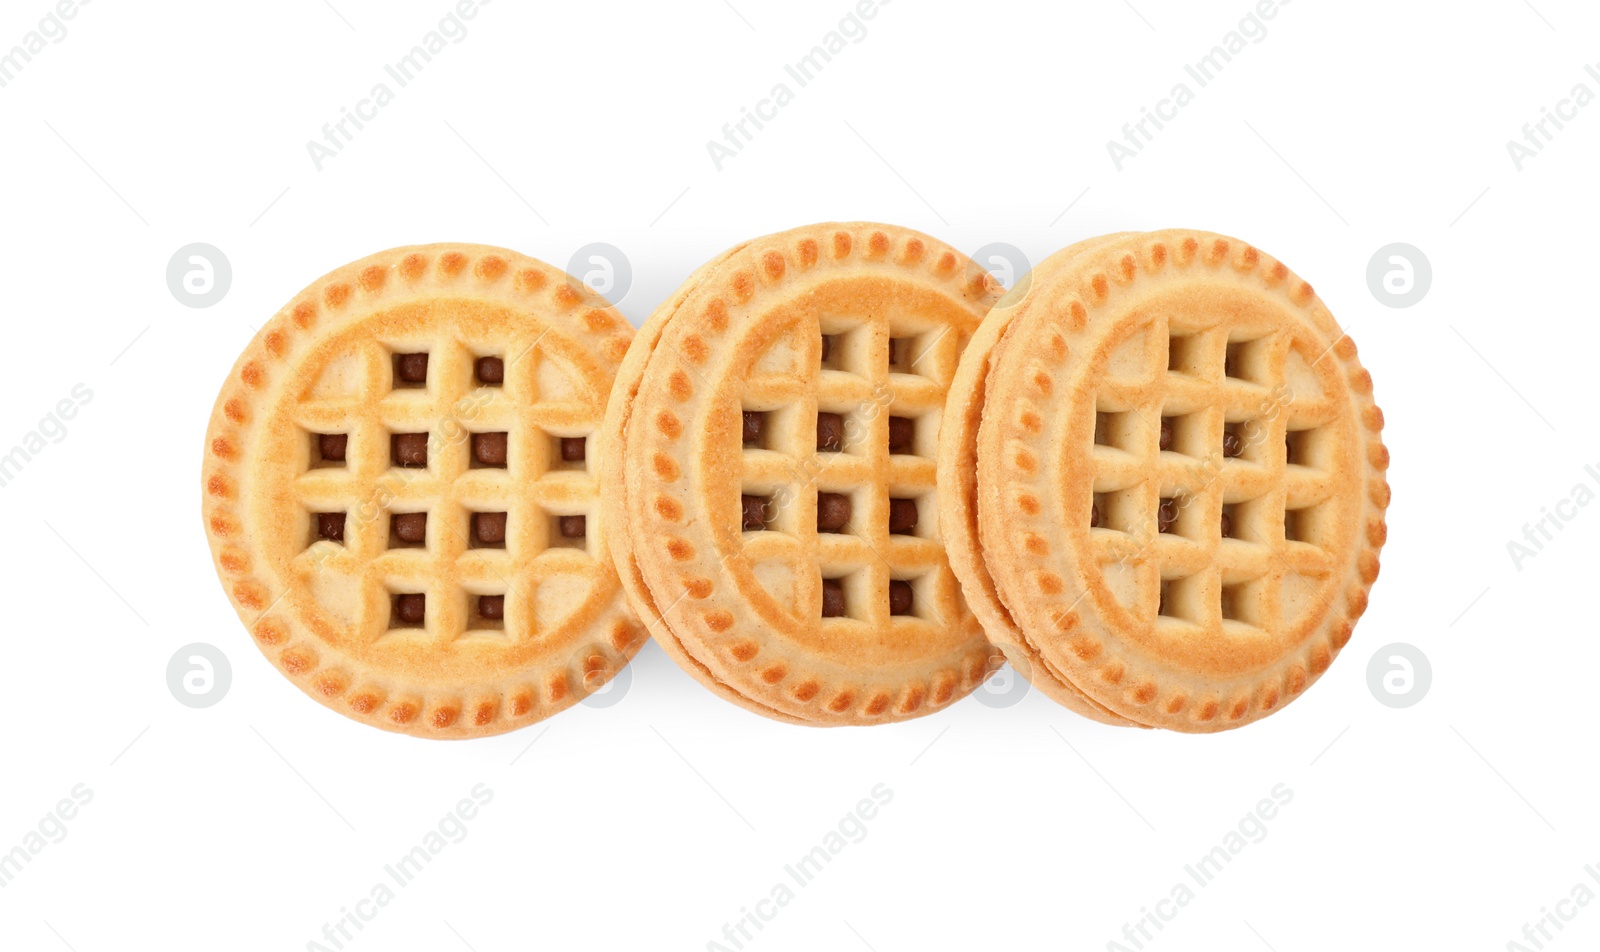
[971,230,1388,732]
[597,239,806,723]
[938,233,1142,728]
[201,244,644,738]
[616,222,1002,724]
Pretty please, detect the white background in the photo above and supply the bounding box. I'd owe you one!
[2,0,1597,949]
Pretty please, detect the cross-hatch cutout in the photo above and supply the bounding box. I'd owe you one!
[1285,501,1325,545]
[1220,579,1262,627]
[388,511,428,549]
[742,409,771,450]
[312,433,348,469]
[820,332,844,372]
[389,591,427,630]
[888,578,918,617]
[1161,412,1203,458]
[471,511,507,549]
[1286,427,1323,469]
[1094,409,1139,453]
[391,351,429,390]
[821,574,851,618]
[471,432,508,469]
[548,434,586,471]
[548,512,587,550]
[474,355,504,387]
[741,493,777,533]
[887,415,917,456]
[888,497,920,536]
[819,326,868,377]
[392,432,429,468]
[887,327,939,381]
[1091,488,1140,533]
[312,511,346,545]
[817,411,846,452]
[1224,336,1271,384]
[1158,495,1197,538]
[1158,575,1204,624]
[1167,334,1204,375]
[817,492,852,534]
[1223,501,1274,571]
[888,336,917,374]
[1220,503,1241,541]
[1223,420,1263,463]
[469,593,505,632]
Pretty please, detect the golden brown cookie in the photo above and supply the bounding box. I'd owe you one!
[946,230,1389,732]
[605,222,1003,724]
[596,240,804,722]
[200,244,645,738]
[939,233,1142,728]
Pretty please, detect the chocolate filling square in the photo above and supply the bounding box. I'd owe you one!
[817,412,844,452]
[393,352,429,387]
[888,416,914,454]
[475,356,504,385]
[888,579,914,616]
[472,511,507,548]
[472,432,508,468]
[391,512,427,547]
[315,512,345,543]
[821,578,846,617]
[817,493,851,533]
[741,494,772,532]
[391,593,426,627]
[889,498,918,535]
[392,433,428,468]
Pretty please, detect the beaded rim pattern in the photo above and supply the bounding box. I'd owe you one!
[200,243,644,738]
[970,230,1388,732]
[617,222,1003,724]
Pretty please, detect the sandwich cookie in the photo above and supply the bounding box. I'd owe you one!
[201,244,644,737]
[942,230,1389,732]
[603,223,1003,724]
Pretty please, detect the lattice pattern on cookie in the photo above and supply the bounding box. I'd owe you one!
[290,329,600,645]
[203,244,644,737]
[968,231,1387,732]
[733,312,963,629]
[1082,315,1345,637]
